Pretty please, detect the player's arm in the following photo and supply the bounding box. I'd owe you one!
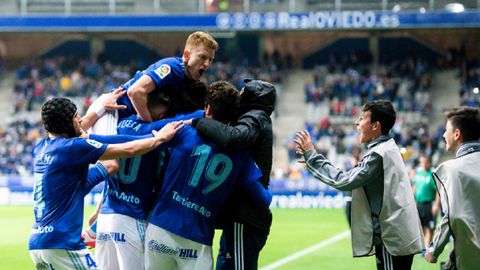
[426,210,450,263]
[243,181,272,209]
[239,159,272,208]
[127,74,156,122]
[81,88,127,131]
[426,172,452,263]
[83,160,119,195]
[90,133,153,144]
[193,112,262,149]
[132,110,204,135]
[294,130,381,191]
[432,191,441,216]
[99,121,183,160]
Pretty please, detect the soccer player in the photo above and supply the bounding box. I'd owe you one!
[124,31,217,122]
[28,97,183,270]
[190,79,277,270]
[144,81,272,270]
[412,154,439,247]
[294,100,424,270]
[425,107,480,270]
[92,83,207,270]
[91,31,218,137]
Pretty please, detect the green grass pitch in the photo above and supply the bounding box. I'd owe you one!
[0,206,447,270]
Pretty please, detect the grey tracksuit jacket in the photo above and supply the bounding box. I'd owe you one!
[430,142,480,270]
[303,135,424,257]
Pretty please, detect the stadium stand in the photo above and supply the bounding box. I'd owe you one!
[0,55,286,176]
[278,49,459,180]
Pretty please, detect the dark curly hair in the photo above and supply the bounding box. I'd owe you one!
[206,81,240,123]
[41,97,77,138]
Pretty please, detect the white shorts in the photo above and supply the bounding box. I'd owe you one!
[30,248,97,269]
[96,213,146,270]
[145,224,213,270]
[86,94,118,135]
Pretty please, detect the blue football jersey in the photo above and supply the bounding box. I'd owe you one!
[117,57,185,118]
[98,111,203,220]
[29,137,107,250]
[148,126,270,246]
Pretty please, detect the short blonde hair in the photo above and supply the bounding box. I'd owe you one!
[185,31,218,51]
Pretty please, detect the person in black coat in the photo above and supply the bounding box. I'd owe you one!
[192,79,276,270]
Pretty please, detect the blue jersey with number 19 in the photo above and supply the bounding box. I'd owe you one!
[29,137,107,250]
[148,125,271,246]
[117,57,185,118]
[96,111,204,220]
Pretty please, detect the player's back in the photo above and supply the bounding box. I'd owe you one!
[148,125,263,246]
[30,136,107,250]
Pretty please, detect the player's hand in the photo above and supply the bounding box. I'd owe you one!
[152,121,184,142]
[184,119,193,125]
[293,130,315,155]
[424,251,437,263]
[79,128,88,139]
[102,88,127,111]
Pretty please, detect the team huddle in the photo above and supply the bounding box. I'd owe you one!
[28,32,276,270]
[27,30,480,270]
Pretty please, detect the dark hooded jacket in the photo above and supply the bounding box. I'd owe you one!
[192,79,276,232]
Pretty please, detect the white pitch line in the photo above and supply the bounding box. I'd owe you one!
[260,230,350,270]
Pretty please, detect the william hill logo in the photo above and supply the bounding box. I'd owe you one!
[178,248,198,259]
[148,240,198,259]
[97,232,126,243]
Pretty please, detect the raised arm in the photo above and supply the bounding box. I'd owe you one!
[127,110,204,135]
[99,121,183,160]
[127,75,156,122]
[193,113,264,149]
[294,130,382,191]
[81,88,127,131]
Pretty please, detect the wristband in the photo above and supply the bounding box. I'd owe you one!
[94,105,106,117]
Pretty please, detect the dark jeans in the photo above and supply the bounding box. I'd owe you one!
[216,222,269,270]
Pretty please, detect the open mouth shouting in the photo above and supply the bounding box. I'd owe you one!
[198,68,205,77]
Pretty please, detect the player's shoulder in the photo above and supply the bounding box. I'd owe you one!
[68,137,104,150]
[178,124,197,138]
[150,57,183,71]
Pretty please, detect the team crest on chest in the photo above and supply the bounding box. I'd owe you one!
[155,64,171,79]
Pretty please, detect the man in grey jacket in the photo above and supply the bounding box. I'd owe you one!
[425,106,480,270]
[294,100,424,270]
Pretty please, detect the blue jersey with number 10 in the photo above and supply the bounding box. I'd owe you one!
[148,125,270,246]
[97,111,204,220]
[29,137,107,250]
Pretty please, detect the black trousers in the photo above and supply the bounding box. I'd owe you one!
[216,222,269,270]
[375,244,414,270]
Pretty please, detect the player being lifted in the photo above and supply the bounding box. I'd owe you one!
[91,31,218,137]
